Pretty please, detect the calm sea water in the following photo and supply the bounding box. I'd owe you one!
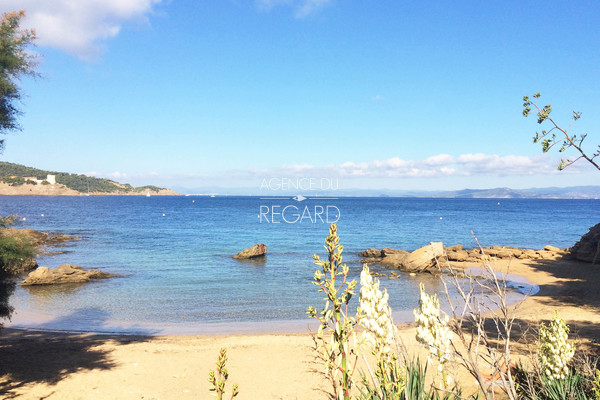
[1,196,598,334]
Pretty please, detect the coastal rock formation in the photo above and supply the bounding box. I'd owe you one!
[233,244,267,259]
[571,223,600,264]
[400,242,444,272]
[358,248,381,258]
[446,249,468,262]
[381,247,407,257]
[21,264,116,286]
[357,242,572,274]
[2,228,74,247]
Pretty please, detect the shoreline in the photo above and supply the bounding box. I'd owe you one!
[4,264,539,336]
[2,256,599,399]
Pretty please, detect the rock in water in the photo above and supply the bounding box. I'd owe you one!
[21,264,116,286]
[400,242,444,272]
[571,223,600,264]
[381,248,408,257]
[233,244,267,259]
[358,248,382,258]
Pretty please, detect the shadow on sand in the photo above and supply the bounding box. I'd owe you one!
[0,307,156,399]
[473,255,600,354]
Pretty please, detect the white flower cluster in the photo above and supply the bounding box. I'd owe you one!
[359,265,396,355]
[413,283,452,368]
[538,312,575,381]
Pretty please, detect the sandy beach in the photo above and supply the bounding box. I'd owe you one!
[1,255,599,400]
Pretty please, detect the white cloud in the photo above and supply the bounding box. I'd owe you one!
[256,0,333,18]
[239,153,559,180]
[1,0,162,59]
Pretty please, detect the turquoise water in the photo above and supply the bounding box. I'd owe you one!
[0,196,598,334]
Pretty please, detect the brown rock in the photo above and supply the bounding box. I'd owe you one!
[446,249,468,262]
[388,272,401,280]
[400,242,444,272]
[21,264,116,286]
[508,248,523,258]
[544,245,562,252]
[467,249,483,259]
[536,250,554,259]
[233,244,267,259]
[446,244,463,252]
[524,249,539,259]
[380,253,407,268]
[358,248,382,258]
[571,223,600,264]
[496,250,513,259]
[483,247,500,256]
[381,248,407,257]
[45,234,74,244]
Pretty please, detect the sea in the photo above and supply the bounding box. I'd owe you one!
[0,196,598,335]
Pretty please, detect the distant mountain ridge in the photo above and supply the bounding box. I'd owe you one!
[0,162,177,195]
[435,186,600,199]
[174,185,600,199]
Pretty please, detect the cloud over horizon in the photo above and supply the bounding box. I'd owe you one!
[1,0,162,59]
[266,153,560,179]
[83,152,595,191]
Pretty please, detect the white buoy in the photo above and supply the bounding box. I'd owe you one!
[440,217,443,220]
[192,200,195,203]
[22,217,26,221]
[162,213,166,217]
[41,214,44,217]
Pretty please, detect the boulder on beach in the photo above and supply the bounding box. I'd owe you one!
[21,264,116,286]
[570,223,600,264]
[233,244,267,259]
[400,242,444,272]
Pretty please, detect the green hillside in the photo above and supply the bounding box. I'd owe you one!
[0,162,168,193]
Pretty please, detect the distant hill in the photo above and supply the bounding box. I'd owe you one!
[432,186,600,199]
[174,185,600,199]
[0,162,178,195]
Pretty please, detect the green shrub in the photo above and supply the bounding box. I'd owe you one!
[0,231,37,275]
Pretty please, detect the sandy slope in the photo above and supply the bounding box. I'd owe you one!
[1,255,599,399]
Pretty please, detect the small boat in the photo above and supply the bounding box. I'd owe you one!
[210,195,215,198]
[146,191,151,197]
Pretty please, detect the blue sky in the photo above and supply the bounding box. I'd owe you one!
[2,0,599,193]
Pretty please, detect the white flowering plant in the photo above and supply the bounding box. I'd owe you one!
[538,312,575,381]
[358,265,404,399]
[414,283,453,387]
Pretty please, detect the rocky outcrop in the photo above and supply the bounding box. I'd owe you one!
[2,228,74,247]
[21,264,116,286]
[233,244,267,259]
[446,249,469,262]
[358,248,382,258]
[358,241,570,273]
[381,248,408,257]
[571,223,600,264]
